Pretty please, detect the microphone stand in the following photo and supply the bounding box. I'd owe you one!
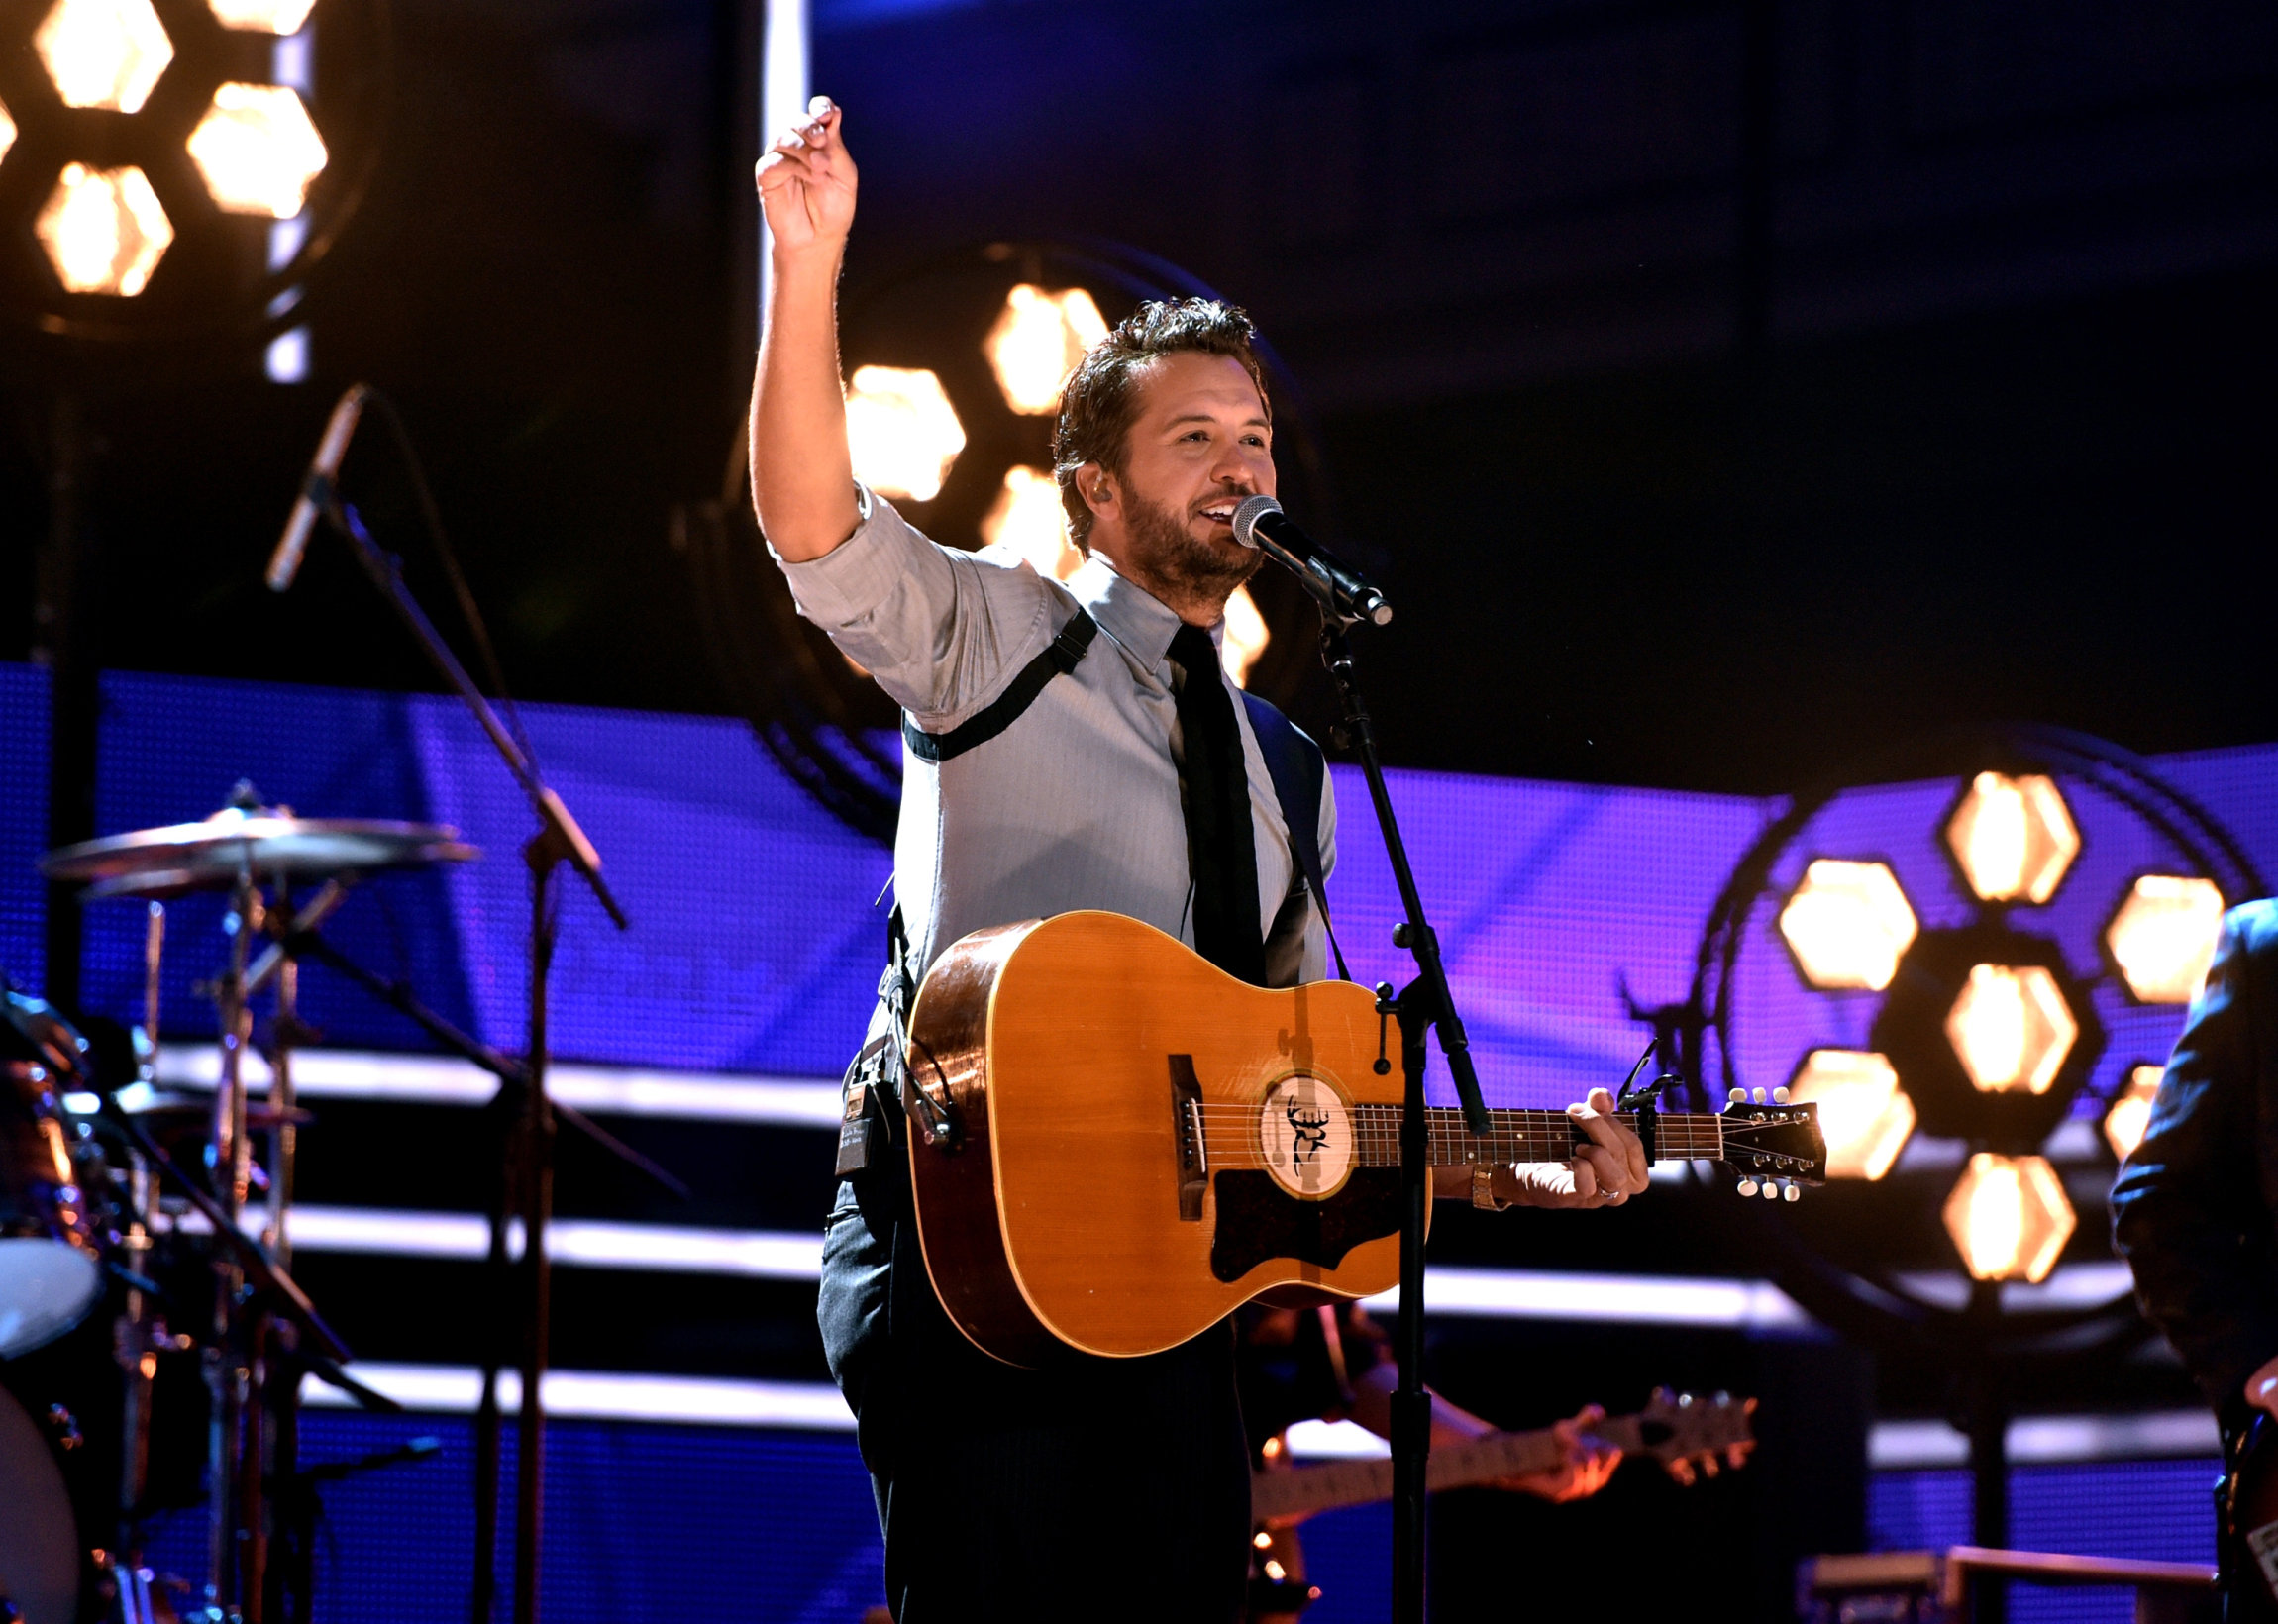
[1304,597,1491,1624]
[310,497,629,1624]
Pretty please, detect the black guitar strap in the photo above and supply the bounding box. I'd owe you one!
[1241,690,1350,982]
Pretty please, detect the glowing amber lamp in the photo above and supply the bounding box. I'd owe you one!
[844,366,965,502]
[984,284,1108,415]
[36,163,174,296]
[36,0,173,113]
[2107,875,2225,1005]
[1943,1152,2075,1282]
[1945,963,2078,1095]
[1946,771,2080,905]
[1785,1050,1915,1180]
[1777,860,1918,992]
[2104,1065,2164,1163]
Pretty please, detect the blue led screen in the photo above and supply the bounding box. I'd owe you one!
[0,661,48,996]
[24,662,2278,1109]
[1870,1460,2221,1624]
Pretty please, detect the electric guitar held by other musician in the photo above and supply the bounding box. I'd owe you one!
[893,911,1828,1367]
[1251,1387,1757,1523]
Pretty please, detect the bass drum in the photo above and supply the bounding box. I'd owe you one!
[1,991,107,1360]
[0,1379,80,1624]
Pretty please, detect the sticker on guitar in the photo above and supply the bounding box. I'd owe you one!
[1258,1074,1354,1200]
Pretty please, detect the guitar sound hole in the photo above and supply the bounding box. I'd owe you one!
[1208,1168,1403,1282]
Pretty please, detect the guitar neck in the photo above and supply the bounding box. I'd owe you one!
[1350,1107,1725,1168]
[1250,1414,1650,1522]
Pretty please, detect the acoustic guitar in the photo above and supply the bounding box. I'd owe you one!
[901,911,1826,1367]
[1251,1387,1757,1522]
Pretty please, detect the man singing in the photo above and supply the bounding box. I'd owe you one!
[751,96,1650,1621]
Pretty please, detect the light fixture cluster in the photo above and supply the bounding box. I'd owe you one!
[842,283,1277,690]
[1775,771,2226,1283]
[9,0,330,299]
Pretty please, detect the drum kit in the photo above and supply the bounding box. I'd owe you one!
[1,794,475,1624]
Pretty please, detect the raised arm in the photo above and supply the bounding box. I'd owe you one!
[751,97,861,561]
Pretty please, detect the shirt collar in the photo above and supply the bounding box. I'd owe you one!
[1068,552,1218,676]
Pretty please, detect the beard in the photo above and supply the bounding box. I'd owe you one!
[1123,488,1261,605]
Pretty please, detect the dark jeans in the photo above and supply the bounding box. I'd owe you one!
[819,1171,1252,1623]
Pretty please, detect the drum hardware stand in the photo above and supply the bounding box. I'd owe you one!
[298,492,629,1624]
[1312,611,1492,1624]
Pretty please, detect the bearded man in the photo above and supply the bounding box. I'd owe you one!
[750,96,1649,1622]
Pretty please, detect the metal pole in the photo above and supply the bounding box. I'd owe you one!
[758,0,810,319]
[510,854,561,1624]
[1966,1279,2008,1624]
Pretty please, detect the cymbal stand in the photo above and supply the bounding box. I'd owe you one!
[195,858,259,1624]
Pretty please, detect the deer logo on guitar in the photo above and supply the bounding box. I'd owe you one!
[1258,1074,1355,1199]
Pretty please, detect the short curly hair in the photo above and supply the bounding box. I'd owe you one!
[1051,297,1272,552]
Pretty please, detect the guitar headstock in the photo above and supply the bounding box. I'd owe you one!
[1716,1089,1827,1199]
[1635,1388,1756,1487]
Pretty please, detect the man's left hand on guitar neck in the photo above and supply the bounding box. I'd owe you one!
[1433,1086,1651,1210]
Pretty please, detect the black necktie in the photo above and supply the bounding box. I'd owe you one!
[1169,623,1267,986]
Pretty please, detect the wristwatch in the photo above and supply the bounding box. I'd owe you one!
[1472,1163,1512,1212]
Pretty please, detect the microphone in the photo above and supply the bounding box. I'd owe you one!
[1230,494,1392,626]
[267,383,372,592]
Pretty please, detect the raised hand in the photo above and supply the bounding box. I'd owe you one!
[756,95,858,257]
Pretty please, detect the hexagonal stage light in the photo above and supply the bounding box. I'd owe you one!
[984,283,1108,415]
[2104,1065,2163,1164]
[1942,1152,2075,1283]
[187,83,328,218]
[1778,859,1918,991]
[0,100,16,166]
[980,464,1078,580]
[36,0,174,113]
[1869,921,2104,1151]
[207,0,317,32]
[36,164,173,296]
[1785,1049,1915,1180]
[2106,874,2226,1005]
[845,365,965,502]
[1945,771,2079,905]
[1220,586,1269,689]
[1944,963,2078,1095]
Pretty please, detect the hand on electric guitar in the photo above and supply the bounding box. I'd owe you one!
[1488,1404,1623,1501]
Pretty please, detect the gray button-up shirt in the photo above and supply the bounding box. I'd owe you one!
[776,490,1334,990]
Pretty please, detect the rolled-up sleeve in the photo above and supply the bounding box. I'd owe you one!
[2113,907,2278,1414]
[771,488,1057,726]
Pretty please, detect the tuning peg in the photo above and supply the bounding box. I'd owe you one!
[1752,1087,1768,1104]
[1735,1177,1759,1197]
[1760,1179,1780,1200]
[1727,1087,1746,1104]
[1772,1086,1790,1105]
[1783,1180,1801,1202]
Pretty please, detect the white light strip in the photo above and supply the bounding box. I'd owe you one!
[154,1046,844,1127]
[271,1206,825,1279]
[301,1363,854,1431]
[1365,1268,1813,1331]
[1869,1409,2219,1470]
[272,1207,1814,1327]
[1287,1419,1391,1460]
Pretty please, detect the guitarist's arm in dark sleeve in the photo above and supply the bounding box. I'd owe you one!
[2113,900,2278,1433]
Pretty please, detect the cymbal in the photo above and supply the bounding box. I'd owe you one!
[41,810,477,899]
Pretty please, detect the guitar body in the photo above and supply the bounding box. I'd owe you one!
[905,911,1414,1368]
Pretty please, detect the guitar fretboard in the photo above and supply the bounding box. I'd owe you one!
[1348,1107,1725,1168]
[1249,1412,1655,1521]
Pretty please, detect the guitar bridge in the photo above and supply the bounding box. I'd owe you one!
[1169,1055,1207,1222]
